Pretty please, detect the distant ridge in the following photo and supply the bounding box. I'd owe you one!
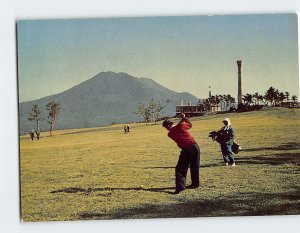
[19,72,199,134]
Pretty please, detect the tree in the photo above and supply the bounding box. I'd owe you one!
[215,95,221,106]
[207,94,221,110]
[264,87,276,106]
[136,103,150,124]
[148,99,157,123]
[278,92,285,106]
[285,91,290,102]
[208,95,216,105]
[224,94,235,110]
[253,92,260,106]
[274,89,280,106]
[256,94,265,106]
[46,101,61,135]
[291,95,298,104]
[136,99,165,124]
[202,98,211,112]
[27,104,42,132]
[227,95,236,109]
[147,99,166,124]
[243,93,253,106]
[153,101,165,123]
[216,95,227,110]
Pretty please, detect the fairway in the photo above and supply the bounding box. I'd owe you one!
[19,108,300,221]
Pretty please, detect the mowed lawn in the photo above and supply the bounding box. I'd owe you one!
[19,108,300,221]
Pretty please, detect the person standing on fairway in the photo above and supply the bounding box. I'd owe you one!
[218,118,236,166]
[29,130,35,140]
[162,113,200,194]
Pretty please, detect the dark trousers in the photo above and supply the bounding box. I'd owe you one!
[175,144,200,190]
[221,141,235,164]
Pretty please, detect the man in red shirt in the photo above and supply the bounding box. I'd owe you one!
[162,113,200,194]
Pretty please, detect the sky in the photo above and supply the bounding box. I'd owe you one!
[17,14,299,103]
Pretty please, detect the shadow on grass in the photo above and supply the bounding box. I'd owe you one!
[143,163,220,170]
[237,152,300,166]
[77,189,300,220]
[50,187,300,219]
[144,166,174,169]
[237,141,300,167]
[50,186,175,195]
[242,142,300,152]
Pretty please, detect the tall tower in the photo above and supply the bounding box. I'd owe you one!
[237,60,242,106]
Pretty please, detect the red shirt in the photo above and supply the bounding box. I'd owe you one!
[168,118,196,149]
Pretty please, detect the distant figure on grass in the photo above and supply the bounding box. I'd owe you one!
[127,124,130,133]
[29,130,35,140]
[218,118,236,166]
[124,124,130,134]
[162,113,200,194]
[35,130,40,140]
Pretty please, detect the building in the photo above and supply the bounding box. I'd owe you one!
[175,104,207,117]
[175,100,221,117]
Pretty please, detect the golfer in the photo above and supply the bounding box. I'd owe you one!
[162,113,200,194]
[218,118,236,166]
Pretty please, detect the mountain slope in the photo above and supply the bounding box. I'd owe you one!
[19,72,199,134]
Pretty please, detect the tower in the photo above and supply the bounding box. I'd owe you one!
[237,60,242,106]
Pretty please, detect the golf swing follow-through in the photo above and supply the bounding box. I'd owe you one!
[162,112,200,194]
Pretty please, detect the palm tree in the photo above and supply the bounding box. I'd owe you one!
[253,92,259,106]
[274,89,280,106]
[214,95,221,112]
[265,87,276,106]
[285,91,290,102]
[243,93,253,106]
[208,95,216,105]
[203,98,211,112]
[221,95,228,111]
[257,94,265,106]
[278,92,285,106]
[46,101,61,135]
[227,95,236,109]
[291,95,298,104]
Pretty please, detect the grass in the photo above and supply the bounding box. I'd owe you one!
[19,108,300,221]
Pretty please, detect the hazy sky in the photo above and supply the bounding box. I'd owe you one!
[17,14,299,102]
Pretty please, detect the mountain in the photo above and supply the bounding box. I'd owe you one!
[19,72,199,134]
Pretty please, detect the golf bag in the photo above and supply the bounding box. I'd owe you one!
[208,131,226,144]
[208,131,241,154]
[231,140,241,154]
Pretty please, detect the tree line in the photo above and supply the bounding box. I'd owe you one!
[201,87,298,111]
[27,101,61,136]
[242,87,298,107]
[201,94,236,111]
